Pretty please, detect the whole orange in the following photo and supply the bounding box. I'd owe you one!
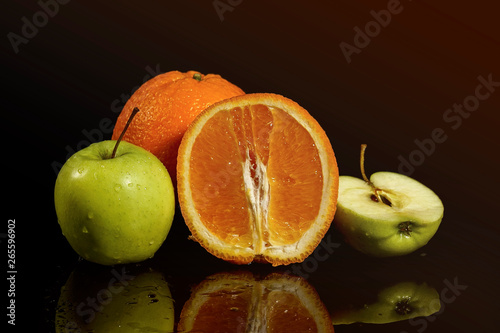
[112,70,245,181]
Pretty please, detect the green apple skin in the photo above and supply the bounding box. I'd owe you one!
[55,263,174,332]
[54,140,175,265]
[334,172,444,257]
[331,281,441,325]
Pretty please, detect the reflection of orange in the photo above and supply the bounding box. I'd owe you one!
[112,70,244,180]
[177,272,334,332]
[177,93,338,266]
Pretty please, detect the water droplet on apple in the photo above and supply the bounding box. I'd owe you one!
[88,212,94,219]
[78,168,84,174]
[114,184,122,192]
[137,184,141,190]
[82,226,89,233]
[149,240,155,245]
[128,183,134,188]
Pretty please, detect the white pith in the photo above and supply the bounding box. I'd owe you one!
[242,148,270,254]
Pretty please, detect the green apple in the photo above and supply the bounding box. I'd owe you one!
[333,145,444,257]
[55,262,174,332]
[331,281,441,325]
[54,108,175,265]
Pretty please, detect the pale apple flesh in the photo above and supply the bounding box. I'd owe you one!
[334,172,444,257]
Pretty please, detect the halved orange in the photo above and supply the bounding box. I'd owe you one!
[177,93,338,266]
[177,271,335,332]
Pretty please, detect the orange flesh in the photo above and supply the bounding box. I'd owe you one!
[190,287,252,332]
[188,283,319,332]
[189,104,323,252]
[267,291,318,332]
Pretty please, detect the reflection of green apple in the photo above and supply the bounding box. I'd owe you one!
[54,108,175,265]
[333,145,444,257]
[331,281,441,325]
[55,262,174,332]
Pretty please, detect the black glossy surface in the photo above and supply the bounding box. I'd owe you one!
[4,1,499,331]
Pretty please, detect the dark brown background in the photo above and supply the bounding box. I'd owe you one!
[3,0,499,331]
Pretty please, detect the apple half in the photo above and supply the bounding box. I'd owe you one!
[333,146,444,257]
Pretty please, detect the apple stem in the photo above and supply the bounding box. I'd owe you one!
[360,144,394,206]
[111,107,140,159]
[193,73,202,82]
[360,144,371,184]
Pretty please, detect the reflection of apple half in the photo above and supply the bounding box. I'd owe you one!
[333,145,444,257]
[331,281,441,325]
